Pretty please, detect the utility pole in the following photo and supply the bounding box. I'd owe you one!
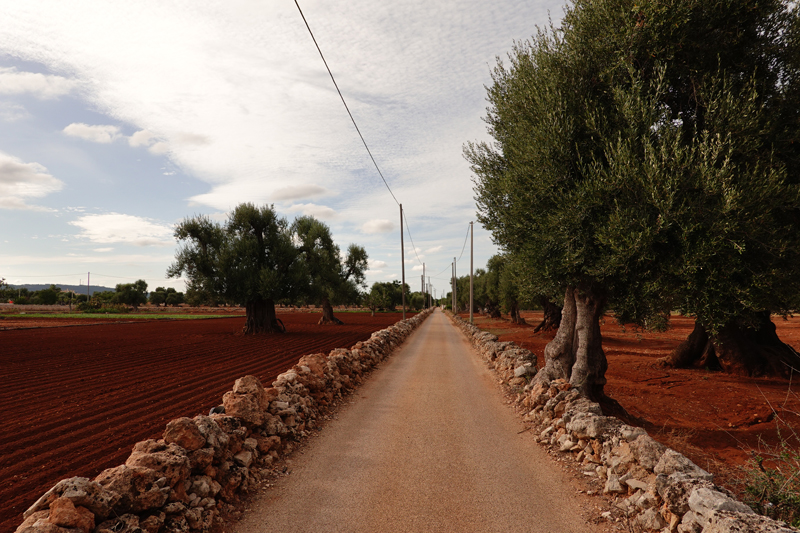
[451,262,454,311]
[453,256,457,315]
[422,262,425,309]
[428,277,432,308]
[470,221,474,324]
[400,205,406,320]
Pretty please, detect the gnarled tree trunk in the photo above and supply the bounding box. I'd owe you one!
[663,313,800,376]
[485,300,501,319]
[533,286,608,402]
[533,296,562,333]
[318,296,344,325]
[243,297,285,334]
[509,301,526,325]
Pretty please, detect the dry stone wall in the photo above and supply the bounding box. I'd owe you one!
[15,308,433,533]
[448,312,798,533]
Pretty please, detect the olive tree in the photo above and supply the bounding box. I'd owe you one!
[169,204,304,334]
[467,0,800,402]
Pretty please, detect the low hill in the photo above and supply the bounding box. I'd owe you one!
[8,284,116,296]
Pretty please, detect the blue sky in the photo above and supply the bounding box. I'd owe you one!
[0,0,563,297]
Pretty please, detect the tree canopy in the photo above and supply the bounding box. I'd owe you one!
[466,0,800,396]
[114,280,148,309]
[168,203,368,334]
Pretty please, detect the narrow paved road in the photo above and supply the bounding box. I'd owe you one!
[233,309,599,533]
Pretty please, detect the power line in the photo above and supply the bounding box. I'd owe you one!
[293,0,399,205]
[402,212,424,266]
[456,224,470,262]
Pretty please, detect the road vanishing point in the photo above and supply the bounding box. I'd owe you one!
[233,309,600,533]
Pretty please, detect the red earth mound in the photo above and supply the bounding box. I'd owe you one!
[0,312,411,532]
[468,311,800,498]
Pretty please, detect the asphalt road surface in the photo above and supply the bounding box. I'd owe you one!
[233,309,599,533]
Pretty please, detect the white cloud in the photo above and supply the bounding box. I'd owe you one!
[370,260,387,269]
[361,219,394,234]
[427,245,443,253]
[63,123,121,143]
[0,67,77,98]
[271,184,330,202]
[287,203,337,220]
[93,247,114,252]
[128,129,155,147]
[0,102,29,122]
[386,273,398,280]
[0,152,63,210]
[412,265,424,271]
[175,132,210,146]
[70,213,174,246]
[148,142,170,155]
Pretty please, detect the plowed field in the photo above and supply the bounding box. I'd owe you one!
[1,312,410,532]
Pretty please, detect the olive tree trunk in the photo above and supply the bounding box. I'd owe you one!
[318,296,344,325]
[509,301,526,325]
[533,297,562,333]
[243,297,285,334]
[533,286,608,401]
[663,313,800,377]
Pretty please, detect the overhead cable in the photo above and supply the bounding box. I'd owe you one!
[293,0,399,205]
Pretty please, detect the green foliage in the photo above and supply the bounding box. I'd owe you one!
[114,279,148,308]
[741,430,800,526]
[76,300,99,312]
[292,217,368,306]
[169,203,366,310]
[32,285,61,305]
[466,0,800,333]
[78,303,131,314]
[364,281,408,311]
[149,286,185,307]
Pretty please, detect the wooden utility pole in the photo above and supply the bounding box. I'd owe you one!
[453,257,457,314]
[470,221,474,324]
[400,205,406,320]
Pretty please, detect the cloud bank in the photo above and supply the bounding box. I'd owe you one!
[0,152,63,210]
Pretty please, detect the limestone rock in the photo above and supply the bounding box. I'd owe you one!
[222,389,267,427]
[604,474,626,494]
[48,497,94,533]
[636,508,667,531]
[95,513,141,533]
[234,450,253,468]
[193,415,230,455]
[95,464,170,513]
[654,450,713,481]
[125,443,190,488]
[163,417,206,452]
[687,487,754,521]
[702,510,796,533]
[629,434,666,470]
[24,477,120,521]
[566,413,623,439]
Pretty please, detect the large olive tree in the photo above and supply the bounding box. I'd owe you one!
[292,216,368,325]
[169,204,304,334]
[467,0,800,401]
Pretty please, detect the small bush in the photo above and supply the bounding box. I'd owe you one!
[741,429,800,526]
[76,300,102,312]
[77,302,131,314]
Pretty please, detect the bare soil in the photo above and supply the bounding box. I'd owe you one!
[0,312,410,532]
[467,311,800,498]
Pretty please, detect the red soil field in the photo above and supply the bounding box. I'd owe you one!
[0,312,410,532]
[469,311,800,498]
